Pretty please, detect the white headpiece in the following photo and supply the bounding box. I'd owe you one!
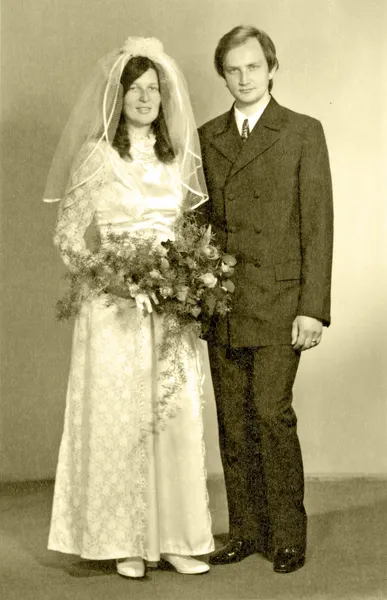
[43,37,208,210]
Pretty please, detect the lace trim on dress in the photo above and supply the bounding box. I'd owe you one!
[190,335,214,542]
[129,131,158,164]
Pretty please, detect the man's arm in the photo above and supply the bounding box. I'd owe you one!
[292,119,333,351]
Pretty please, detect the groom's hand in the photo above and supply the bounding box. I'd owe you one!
[291,315,323,351]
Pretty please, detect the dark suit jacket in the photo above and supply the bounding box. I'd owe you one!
[198,97,333,348]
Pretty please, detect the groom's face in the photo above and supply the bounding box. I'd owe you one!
[223,38,275,109]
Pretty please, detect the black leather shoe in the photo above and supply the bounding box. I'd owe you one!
[273,547,305,573]
[209,538,272,565]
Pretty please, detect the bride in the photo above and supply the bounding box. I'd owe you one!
[43,37,214,578]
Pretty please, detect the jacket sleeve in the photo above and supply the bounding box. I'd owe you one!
[297,119,333,325]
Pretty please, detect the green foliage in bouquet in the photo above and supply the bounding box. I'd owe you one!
[56,212,236,422]
[56,212,236,333]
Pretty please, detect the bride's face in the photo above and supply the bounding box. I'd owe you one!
[123,68,161,130]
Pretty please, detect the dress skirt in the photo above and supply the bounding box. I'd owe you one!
[48,294,214,560]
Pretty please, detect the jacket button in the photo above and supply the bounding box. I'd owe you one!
[228,193,235,201]
[228,226,237,233]
[254,226,262,234]
[254,190,261,198]
[254,260,261,268]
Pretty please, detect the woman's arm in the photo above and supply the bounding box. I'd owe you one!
[53,185,96,270]
[53,145,106,270]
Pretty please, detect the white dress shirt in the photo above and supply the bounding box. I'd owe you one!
[234,95,271,136]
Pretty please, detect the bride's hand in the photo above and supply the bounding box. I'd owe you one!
[135,293,159,313]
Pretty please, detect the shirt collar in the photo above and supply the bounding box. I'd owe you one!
[234,95,272,135]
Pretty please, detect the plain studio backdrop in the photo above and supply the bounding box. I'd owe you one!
[1,0,386,482]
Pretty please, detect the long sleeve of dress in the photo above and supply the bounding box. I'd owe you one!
[53,155,106,271]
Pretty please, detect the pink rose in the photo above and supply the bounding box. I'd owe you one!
[176,285,189,302]
[198,273,218,288]
[202,245,220,260]
[160,285,173,298]
[156,246,169,257]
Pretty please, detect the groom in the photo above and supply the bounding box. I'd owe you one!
[199,26,333,573]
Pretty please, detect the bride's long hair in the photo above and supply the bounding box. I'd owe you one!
[112,56,175,164]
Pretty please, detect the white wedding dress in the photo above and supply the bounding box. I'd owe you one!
[48,136,214,561]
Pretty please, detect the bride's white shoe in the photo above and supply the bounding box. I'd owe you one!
[161,553,210,574]
[116,557,145,578]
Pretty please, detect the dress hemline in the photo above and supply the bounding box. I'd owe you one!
[48,540,215,561]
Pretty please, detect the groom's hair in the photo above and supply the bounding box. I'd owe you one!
[214,25,279,92]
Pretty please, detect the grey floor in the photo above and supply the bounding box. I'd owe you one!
[0,478,386,600]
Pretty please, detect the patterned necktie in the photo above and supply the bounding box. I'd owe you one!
[241,118,250,142]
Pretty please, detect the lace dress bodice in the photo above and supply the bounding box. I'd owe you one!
[54,135,183,265]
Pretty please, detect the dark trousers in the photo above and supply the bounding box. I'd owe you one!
[208,343,307,550]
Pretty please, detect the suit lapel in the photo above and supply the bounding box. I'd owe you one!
[210,108,243,165]
[228,98,288,179]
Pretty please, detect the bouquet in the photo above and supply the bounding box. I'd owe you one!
[56,213,236,413]
[56,212,236,337]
